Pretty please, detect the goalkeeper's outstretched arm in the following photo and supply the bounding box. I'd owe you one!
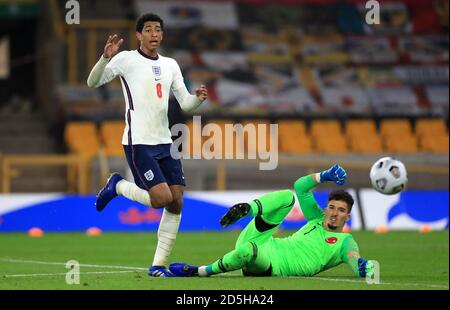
[342,236,374,278]
[293,174,324,221]
[293,164,347,221]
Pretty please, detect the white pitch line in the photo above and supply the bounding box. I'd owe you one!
[293,275,449,289]
[2,258,448,289]
[2,270,136,278]
[216,273,449,289]
[0,258,147,271]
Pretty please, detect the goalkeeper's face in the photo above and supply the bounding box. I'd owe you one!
[324,200,350,232]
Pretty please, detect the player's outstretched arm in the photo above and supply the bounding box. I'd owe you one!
[342,236,375,278]
[294,164,347,221]
[87,34,124,88]
[294,174,323,221]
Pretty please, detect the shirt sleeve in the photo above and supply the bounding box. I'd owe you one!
[293,175,324,221]
[87,51,127,88]
[341,236,361,277]
[170,59,202,112]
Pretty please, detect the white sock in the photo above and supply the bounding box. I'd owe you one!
[198,266,209,277]
[116,179,151,206]
[152,209,181,266]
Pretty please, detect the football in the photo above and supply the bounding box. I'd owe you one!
[370,157,408,195]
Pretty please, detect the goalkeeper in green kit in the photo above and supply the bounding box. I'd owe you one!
[169,164,375,278]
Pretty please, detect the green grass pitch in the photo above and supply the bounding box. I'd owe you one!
[0,231,448,290]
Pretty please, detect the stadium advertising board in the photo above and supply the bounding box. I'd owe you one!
[1,190,446,232]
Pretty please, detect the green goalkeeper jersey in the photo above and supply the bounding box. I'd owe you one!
[260,175,361,277]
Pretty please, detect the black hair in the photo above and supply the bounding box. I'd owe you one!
[328,190,354,213]
[136,13,164,33]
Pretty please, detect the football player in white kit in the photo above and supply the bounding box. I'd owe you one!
[87,13,208,277]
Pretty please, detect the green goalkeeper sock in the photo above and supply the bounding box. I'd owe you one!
[205,243,256,275]
[248,189,295,225]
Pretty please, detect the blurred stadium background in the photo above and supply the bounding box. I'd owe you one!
[0,0,448,290]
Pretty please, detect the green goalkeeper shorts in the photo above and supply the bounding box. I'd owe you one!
[235,216,279,248]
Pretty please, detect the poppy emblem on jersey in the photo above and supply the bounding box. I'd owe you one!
[325,237,338,244]
[152,66,161,76]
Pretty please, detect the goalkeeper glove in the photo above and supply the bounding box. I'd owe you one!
[358,257,375,278]
[319,164,347,185]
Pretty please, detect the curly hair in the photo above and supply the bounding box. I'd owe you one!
[136,13,164,33]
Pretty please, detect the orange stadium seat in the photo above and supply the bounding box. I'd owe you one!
[310,120,342,139]
[419,133,449,153]
[278,120,312,153]
[100,121,125,157]
[64,121,100,158]
[278,120,307,137]
[280,133,313,153]
[346,120,383,153]
[314,134,348,154]
[346,119,377,138]
[310,120,347,153]
[384,134,419,153]
[380,119,413,138]
[348,135,383,154]
[415,118,448,139]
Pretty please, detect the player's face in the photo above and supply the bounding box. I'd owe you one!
[324,200,350,232]
[136,21,163,55]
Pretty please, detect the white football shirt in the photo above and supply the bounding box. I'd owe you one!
[88,49,201,145]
